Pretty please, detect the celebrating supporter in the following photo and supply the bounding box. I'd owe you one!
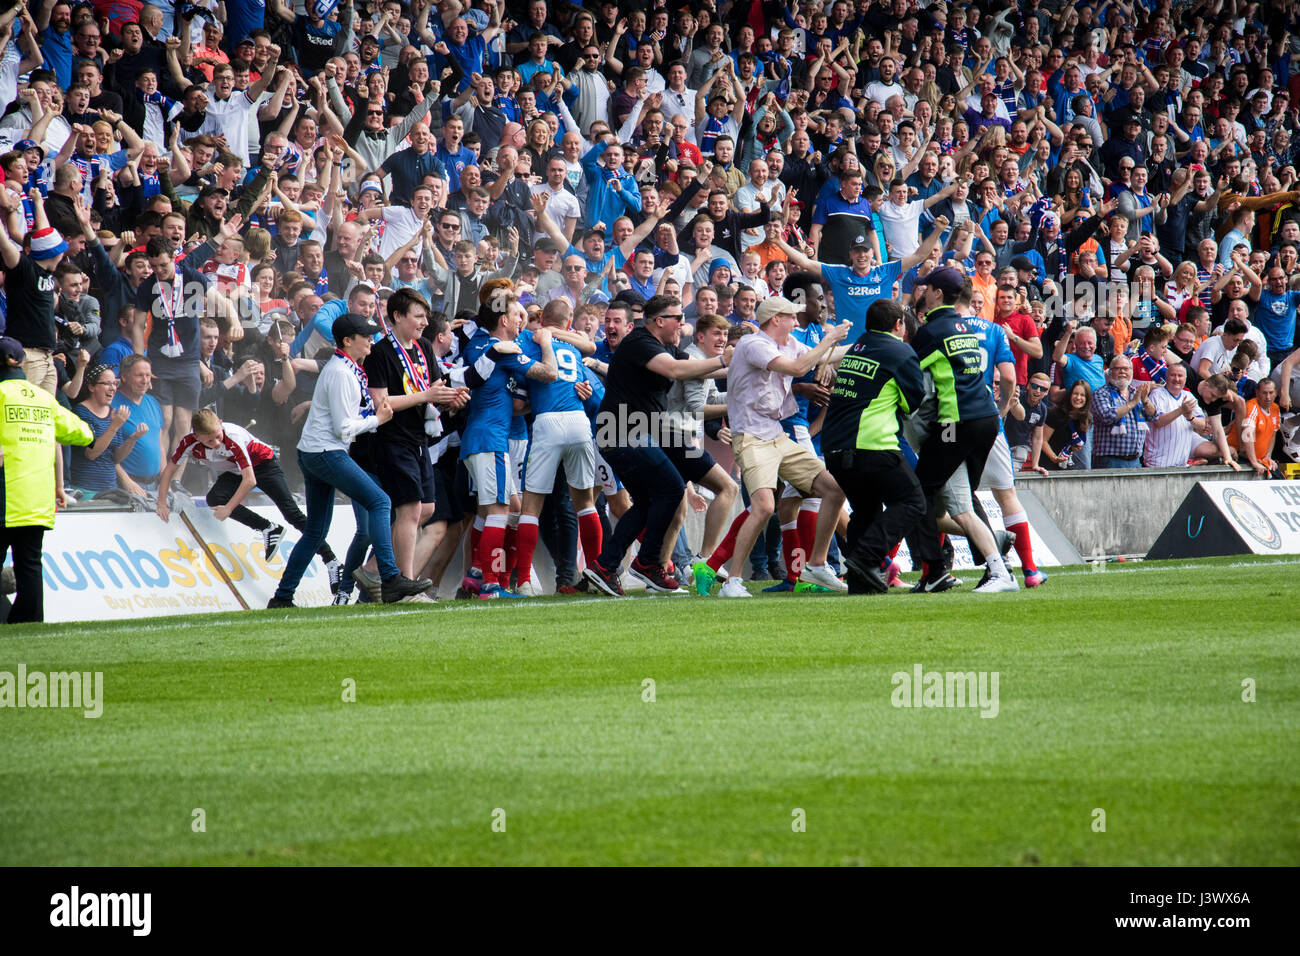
[7,0,1300,618]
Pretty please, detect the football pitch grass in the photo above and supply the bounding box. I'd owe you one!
[2,555,1296,866]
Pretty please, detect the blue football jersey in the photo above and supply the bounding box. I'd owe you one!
[460,329,537,457]
[519,329,586,415]
[966,315,1016,433]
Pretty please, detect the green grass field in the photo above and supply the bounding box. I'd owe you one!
[1,555,1297,866]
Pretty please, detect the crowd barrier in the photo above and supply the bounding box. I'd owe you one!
[1016,466,1270,558]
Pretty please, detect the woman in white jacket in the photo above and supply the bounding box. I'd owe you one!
[268,312,432,607]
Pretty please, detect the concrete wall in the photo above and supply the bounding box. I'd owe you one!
[1016,466,1265,559]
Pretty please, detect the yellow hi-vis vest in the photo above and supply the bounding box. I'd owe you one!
[0,375,94,529]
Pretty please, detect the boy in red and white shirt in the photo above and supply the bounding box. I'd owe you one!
[154,408,341,591]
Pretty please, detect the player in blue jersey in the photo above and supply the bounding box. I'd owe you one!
[459,289,558,598]
[774,217,949,340]
[510,299,607,596]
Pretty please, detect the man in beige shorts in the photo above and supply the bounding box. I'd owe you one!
[715,296,852,597]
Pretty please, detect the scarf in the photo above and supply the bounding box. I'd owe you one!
[157,272,186,358]
[335,349,375,417]
[387,329,431,396]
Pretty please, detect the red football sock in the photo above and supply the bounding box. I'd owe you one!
[504,521,519,581]
[476,516,508,586]
[780,521,801,582]
[576,507,603,566]
[469,516,485,572]
[514,516,539,584]
[887,542,900,560]
[708,508,750,571]
[1004,514,1037,573]
[796,503,819,574]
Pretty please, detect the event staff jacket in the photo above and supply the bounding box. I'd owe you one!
[0,371,93,528]
[822,331,926,454]
[910,306,999,424]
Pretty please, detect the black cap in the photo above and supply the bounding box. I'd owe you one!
[198,184,229,200]
[1011,255,1037,272]
[332,313,381,345]
[924,265,967,295]
[850,234,873,250]
[533,236,563,254]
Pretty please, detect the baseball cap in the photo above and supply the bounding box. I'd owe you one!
[850,234,873,251]
[332,312,381,345]
[533,236,563,254]
[359,180,384,195]
[0,335,25,365]
[1011,255,1037,272]
[198,184,229,200]
[923,266,966,296]
[755,296,800,324]
[14,139,44,160]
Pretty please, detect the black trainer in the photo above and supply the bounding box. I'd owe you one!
[267,596,296,609]
[381,574,434,603]
[582,561,625,596]
[909,570,960,593]
[263,524,285,561]
[629,558,684,593]
[844,557,889,595]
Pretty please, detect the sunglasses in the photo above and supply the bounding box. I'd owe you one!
[440,222,460,229]
[659,313,684,321]
[1027,383,1049,391]
[563,265,585,271]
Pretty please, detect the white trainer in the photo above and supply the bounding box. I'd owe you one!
[516,579,542,597]
[800,563,848,592]
[973,573,1020,594]
[719,576,752,598]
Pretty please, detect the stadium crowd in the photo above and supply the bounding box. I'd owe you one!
[3,0,1300,612]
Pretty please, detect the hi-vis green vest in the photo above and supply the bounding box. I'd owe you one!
[0,376,93,528]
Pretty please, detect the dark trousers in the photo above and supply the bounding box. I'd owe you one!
[540,464,578,587]
[0,525,46,624]
[596,442,685,571]
[827,448,927,571]
[207,458,335,562]
[911,416,1000,565]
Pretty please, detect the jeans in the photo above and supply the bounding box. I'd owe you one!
[208,459,336,562]
[274,449,398,601]
[1093,454,1143,469]
[540,464,578,587]
[596,441,685,571]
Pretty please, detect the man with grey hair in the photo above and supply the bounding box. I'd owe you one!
[1091,354,1156,468]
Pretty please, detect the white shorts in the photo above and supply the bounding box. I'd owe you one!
[524,410,596,493]
[977,431,1015,492]
[465,451,511,506]
[508,437,528,497]
[594,445,622,496]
